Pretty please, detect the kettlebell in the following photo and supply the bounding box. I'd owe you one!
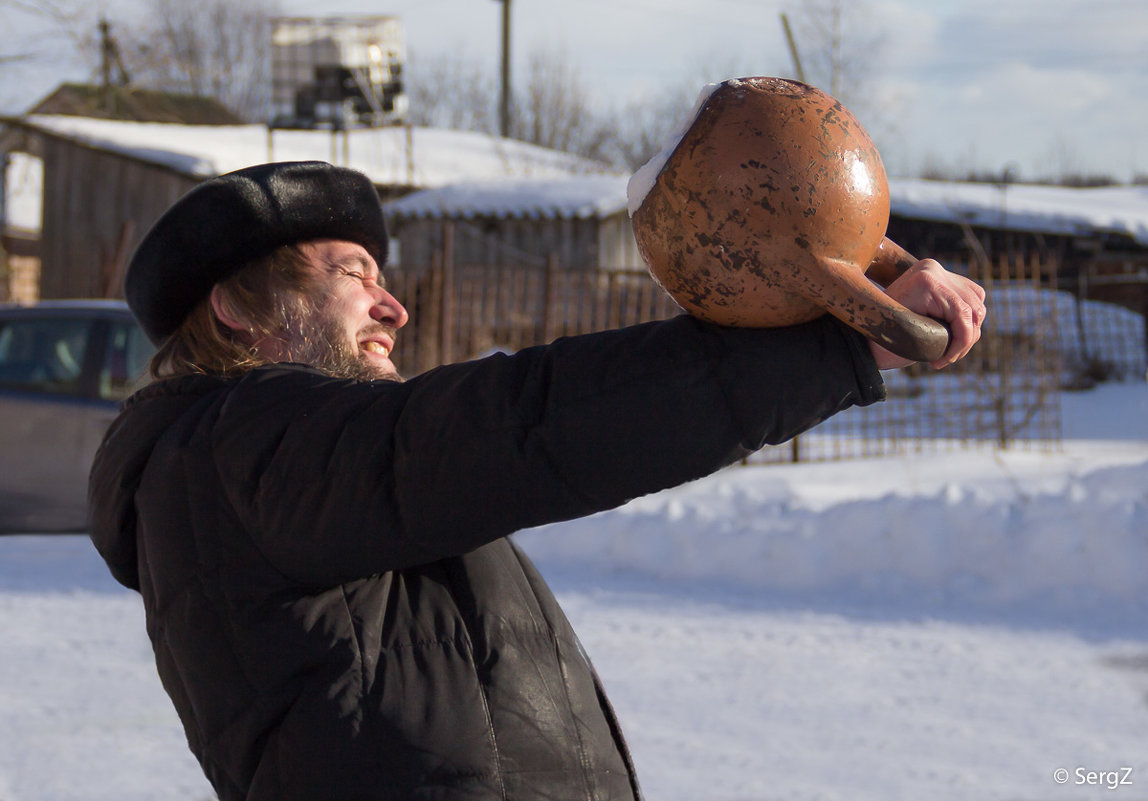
[629,76,949,362]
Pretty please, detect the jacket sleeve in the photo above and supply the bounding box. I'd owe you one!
[211,313,884,586]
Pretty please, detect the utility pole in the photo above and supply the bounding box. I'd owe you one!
[779,13,805,83]
[493,0,511,137]
[98,18,130,115]
[100,18,113,92]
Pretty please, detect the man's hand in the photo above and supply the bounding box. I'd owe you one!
[869,259,987,371]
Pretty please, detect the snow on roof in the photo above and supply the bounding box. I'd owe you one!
[889,178,1148,246]
[381,172,1148,246]
[383,174,630,220]
[7,113,1148,246]
[16,114,608,187]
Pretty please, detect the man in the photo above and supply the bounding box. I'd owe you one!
[89,161,984,801]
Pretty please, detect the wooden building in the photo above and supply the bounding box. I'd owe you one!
[0,109,610,303]
[1,84,246,302]
[885,178,1148,331]
[3,95,1145,380]
[382,176,636,271]
[1,120,199,301]
[383,175,1148,382]
[30,83,245,126]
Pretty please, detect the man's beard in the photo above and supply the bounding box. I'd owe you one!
[278,299,403,383]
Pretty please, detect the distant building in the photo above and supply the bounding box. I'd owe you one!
[270,16,407,130]
[0,112,612,302]
[382,176,637,271]
[30,83,244,126]
[386,175,1148,375]
[0,152,41,302]
[385,174,1148,269]
[885,178,1148,325]
[0,83,248,302]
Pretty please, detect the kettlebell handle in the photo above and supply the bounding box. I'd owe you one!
[868,238,920,286]
[862,238,953,363]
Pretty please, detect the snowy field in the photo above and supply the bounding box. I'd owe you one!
[0,382,1146,801]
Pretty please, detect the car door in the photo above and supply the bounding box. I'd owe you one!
[77,314,155,486]
[0,312,107,532]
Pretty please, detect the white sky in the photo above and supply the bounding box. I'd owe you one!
[3,0,1146,182]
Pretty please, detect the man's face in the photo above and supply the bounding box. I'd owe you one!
[282,239,409,382]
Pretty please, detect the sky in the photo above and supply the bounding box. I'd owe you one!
[3,0,1147,183]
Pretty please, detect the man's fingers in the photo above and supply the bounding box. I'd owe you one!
[929,274,986,369]
[873,258,987,370]
[897,260,985,369]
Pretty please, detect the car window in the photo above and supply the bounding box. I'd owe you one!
[0,316,91,396]
[98,320,154,401]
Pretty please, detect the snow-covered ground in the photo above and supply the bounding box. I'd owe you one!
[1,382,1145,801]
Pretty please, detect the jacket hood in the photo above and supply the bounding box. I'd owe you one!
[88,373,231,591]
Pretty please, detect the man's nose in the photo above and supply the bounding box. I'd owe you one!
[370,289,409,329]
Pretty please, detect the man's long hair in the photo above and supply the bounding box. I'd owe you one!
[148,245,316,379]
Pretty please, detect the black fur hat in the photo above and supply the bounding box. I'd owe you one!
[125,161,389,344]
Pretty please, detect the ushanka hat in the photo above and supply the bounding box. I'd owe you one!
[125,161,389,344]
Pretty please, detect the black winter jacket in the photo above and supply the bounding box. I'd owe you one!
[88,314,884,801]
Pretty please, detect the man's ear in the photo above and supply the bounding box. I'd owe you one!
[209,285,252,341]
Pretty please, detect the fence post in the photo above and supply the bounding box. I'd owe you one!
[424,249,442,374]
[543,253,559,343]
[439,223,455,366]
[1141,283,1148,375]
[996,252,1012,448]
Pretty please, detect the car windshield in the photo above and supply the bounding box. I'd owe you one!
[0,316,91,395]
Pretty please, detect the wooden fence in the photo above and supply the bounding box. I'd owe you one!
[386,251,1105,463]
[388,258,681,376]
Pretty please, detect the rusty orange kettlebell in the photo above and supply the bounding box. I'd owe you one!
[629,76,949,362]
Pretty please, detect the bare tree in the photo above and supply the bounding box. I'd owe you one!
[789,0,886,125]
[405,49,498,133]
[0,0,102,114]
[607,86,700,171]
[407,46,617,166]
[604,50,771,171]
[0,0,85,70]
[510,47,613,160]
[121,0,281,121]
[1035,136,1118,186]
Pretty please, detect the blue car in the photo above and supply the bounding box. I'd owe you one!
[0,300,154,532]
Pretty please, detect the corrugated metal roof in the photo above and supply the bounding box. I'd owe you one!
[383,175,630,220]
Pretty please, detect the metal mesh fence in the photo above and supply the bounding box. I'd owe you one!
[751,252,1065,463]
[1060,292,1148,384]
